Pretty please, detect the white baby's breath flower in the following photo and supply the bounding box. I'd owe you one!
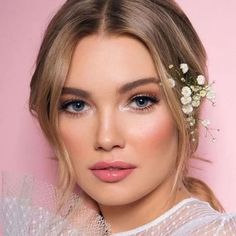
[167,78,176,88]
[199,90,207,97]
[206,90,216,100]
[187,117,194,122]
[192,100,200,107]
[191,85,201,92]
[181,96,192,105]
[169,64,174,69]
[201,119,210,127]
[182,104,193,114]
[193,95,201,101]
[187,117,196,126]
[196,75,205,85]
[181,86,192,97]
[180,63,189,74]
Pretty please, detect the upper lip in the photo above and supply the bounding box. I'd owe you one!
[89,161,136,170]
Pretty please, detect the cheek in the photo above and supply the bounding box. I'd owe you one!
[127,110,178,157]
[58,118,90,159]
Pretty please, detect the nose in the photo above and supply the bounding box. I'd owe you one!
[94,110,125,152]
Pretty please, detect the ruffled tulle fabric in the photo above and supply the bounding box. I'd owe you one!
[0,172,111,235]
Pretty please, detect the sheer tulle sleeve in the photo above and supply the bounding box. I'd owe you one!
[188,212,236,235]
[0,172,111,236]
[214,214,236,235]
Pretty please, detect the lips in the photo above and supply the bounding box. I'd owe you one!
[89,161,136,183]
[90,161,136,170]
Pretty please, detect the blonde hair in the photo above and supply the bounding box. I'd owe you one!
[29,0,224,212]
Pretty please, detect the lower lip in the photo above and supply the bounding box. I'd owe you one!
[91,168,135,183]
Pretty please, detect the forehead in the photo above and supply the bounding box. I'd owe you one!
[65,34,158,89]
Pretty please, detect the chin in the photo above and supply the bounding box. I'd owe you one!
[86,187,148,207]
[95,196,137,207]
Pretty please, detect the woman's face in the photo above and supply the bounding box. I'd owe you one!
[59,34,178,206]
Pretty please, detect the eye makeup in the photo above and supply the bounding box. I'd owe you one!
[58,89,160,118]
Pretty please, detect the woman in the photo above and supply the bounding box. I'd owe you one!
[1,0,236,235]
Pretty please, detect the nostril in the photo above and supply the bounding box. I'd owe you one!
[94,143,125,152]
[95,144,116,152]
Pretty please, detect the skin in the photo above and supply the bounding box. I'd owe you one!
[58,34,191,233]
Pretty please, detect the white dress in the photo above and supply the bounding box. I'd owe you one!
[1,173,236,235]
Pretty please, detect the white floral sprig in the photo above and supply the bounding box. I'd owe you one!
[168,63,218,143]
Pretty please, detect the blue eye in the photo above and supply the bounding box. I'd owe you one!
[134,97,150,107]
[130,95,159,111]
[60,100,88,114]
[71,101,85,111]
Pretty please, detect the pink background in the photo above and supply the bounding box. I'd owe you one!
[0,0,236,211]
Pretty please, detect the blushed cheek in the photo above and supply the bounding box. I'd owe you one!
[128,113,178,156]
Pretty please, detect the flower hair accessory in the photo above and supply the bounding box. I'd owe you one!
[167,63,219,143]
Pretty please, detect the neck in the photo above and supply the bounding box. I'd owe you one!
[98,177,191,233]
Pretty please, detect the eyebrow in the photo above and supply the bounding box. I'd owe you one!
[61,77,159,98]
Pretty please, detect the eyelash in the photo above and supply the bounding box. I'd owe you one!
[59,93,160,118]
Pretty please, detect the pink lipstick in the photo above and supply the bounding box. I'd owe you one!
[89,161,136,183]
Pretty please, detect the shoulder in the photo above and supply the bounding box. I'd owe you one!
[185,198,236,235]
[212,212,236,235]
[195,212,236,235]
